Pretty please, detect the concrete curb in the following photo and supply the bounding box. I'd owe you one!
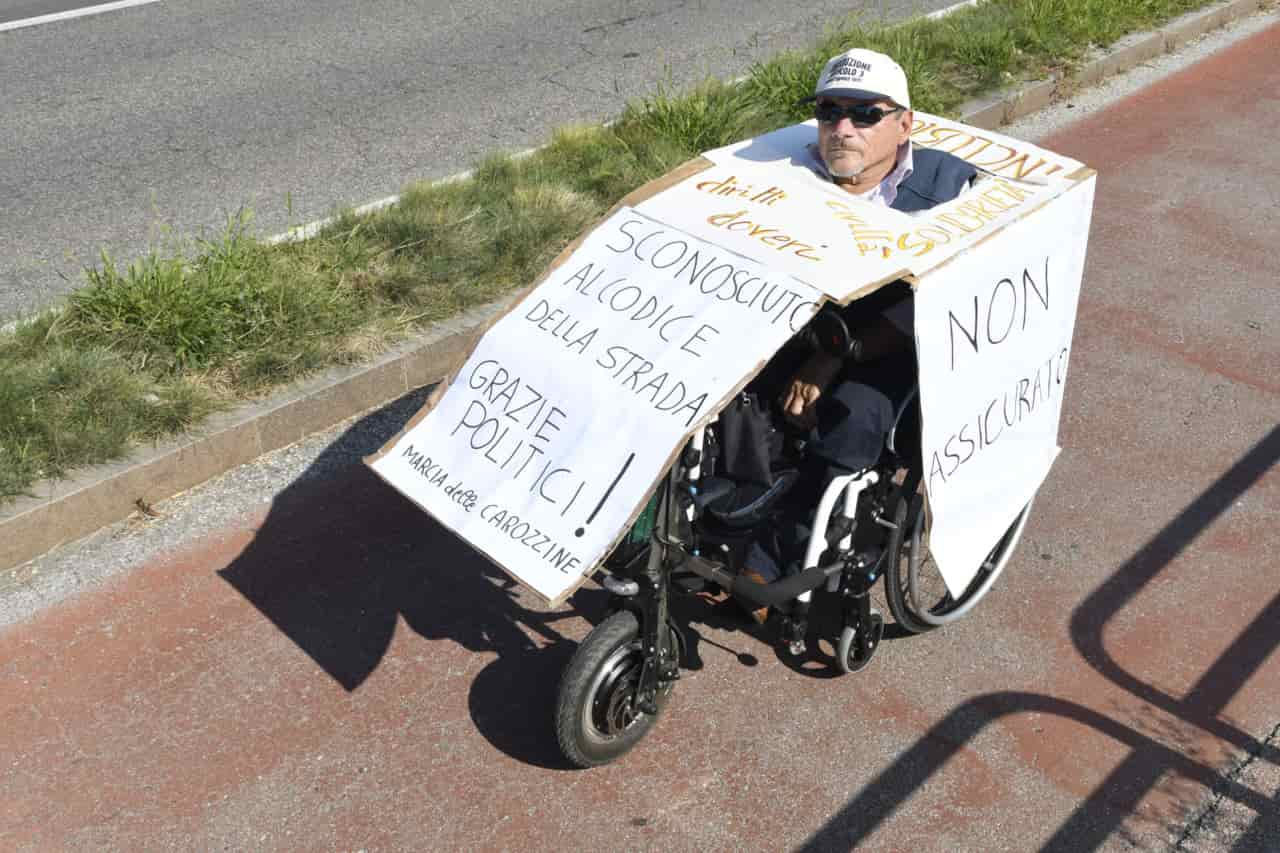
[0,298,512,572]
[0,0,1265,573]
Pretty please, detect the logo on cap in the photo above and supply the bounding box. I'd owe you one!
[827,56,872,84]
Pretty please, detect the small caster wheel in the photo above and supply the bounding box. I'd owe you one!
[837,608,884,674]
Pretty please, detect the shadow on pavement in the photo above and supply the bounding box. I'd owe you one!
[217,383,1279,817]
[215,386,807,767]
[801,425,1280,852]
[217,387,610,770]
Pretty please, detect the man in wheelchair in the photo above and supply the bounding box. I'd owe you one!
[726,48,978,609]
[551,47,1055,767]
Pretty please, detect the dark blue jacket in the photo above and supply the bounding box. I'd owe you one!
[891,147,977,213]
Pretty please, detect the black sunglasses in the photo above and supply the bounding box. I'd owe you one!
[814,101,904,127]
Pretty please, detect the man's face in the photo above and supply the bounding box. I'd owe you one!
[816,97,913,181]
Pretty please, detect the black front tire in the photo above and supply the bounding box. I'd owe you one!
[555,610,674,768]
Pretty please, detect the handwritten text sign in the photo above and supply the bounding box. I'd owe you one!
[704,114,1082,189]
[368,208,821,604]
[908,113,1083,184]
[654,114,1087,295]
[634,159,915,293]
[913,176,1096,594]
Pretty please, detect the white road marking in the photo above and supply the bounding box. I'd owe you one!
[927,0,982,19]
[267,195,404,246]
[0,0,164,34]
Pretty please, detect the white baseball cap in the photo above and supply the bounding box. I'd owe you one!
[812,48,911,109]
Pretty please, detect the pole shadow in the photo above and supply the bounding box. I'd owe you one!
[799,425,1280,851]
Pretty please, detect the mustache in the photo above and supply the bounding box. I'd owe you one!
[825,136,864,150]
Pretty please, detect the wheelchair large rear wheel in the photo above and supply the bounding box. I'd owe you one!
[884,494,1032,634]
[555,610,676,768]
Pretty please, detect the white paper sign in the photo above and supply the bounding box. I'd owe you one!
[908,113,1084,186]
[914,176,1096,594]
[704,114,1083,190]
[639,115,1086,300]
[370,115,1095,606]
[634,158,915,295]
[369,207,822,604]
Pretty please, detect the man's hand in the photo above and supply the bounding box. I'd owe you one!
[781,351,842,426]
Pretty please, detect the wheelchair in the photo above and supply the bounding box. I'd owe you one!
[552,310,1034,769]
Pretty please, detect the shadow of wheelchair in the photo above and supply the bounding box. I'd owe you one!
[215,385,920,767]
[216,387,616,768]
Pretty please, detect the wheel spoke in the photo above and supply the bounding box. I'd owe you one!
[887,498,1033,632]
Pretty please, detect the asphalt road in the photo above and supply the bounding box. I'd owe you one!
[0,0,959,322]
[2,14,1277,850]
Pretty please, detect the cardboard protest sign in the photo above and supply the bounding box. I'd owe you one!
[638,113,1086,302]
[367,207,821,605]
[369,112,1094,605]
[703,113,1083,187]
[633,157,916,293]
[914,175,1096,594]
[629,113,1094,596]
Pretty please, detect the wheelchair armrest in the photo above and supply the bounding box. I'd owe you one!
[886,384,919,456]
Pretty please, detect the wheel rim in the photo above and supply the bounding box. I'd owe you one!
[583,641,645,741]
[838,611,884,673]
[907,501,1033,627]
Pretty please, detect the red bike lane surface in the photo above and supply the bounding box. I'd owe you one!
[4,24,1279,852]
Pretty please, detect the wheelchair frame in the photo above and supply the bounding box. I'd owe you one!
[554,398,1033,767]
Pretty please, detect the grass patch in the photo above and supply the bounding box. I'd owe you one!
[0,0,1224,501]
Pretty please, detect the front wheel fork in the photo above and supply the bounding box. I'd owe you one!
[605,549,681,715]
[840,559,884,668]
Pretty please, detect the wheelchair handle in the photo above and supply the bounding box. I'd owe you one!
[804,306,861,360]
